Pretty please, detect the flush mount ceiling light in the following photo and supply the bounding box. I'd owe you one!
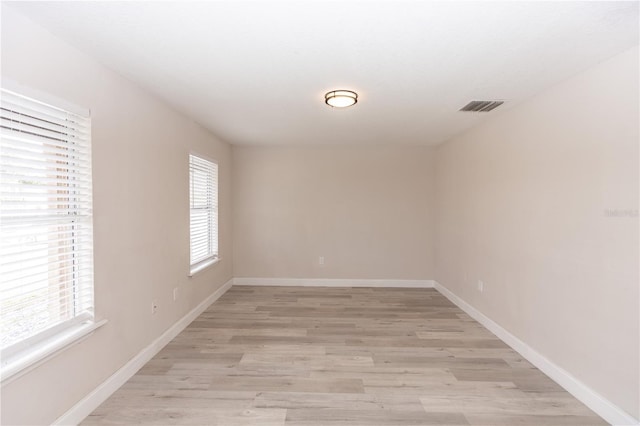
[325,90,358,108]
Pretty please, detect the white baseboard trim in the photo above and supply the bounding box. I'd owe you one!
[53,278,234,426]
[433,280,639,426]
[233,277,434,288]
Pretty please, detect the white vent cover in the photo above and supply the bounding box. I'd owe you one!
[459,100,504,112]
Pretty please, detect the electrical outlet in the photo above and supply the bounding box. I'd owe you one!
[173,287,179,301]
[319,256,325,266]
[151,300,158,314]
[477,280,484,293]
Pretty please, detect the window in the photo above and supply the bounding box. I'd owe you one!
[189,153,218,275]
[0,86,98,379]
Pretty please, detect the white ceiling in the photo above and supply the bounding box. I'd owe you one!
[7,1,639,146]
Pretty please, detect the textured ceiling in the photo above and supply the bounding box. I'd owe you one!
[7,1,639,146]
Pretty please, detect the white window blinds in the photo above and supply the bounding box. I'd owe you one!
[0,88,94,356]
[189,154,218,270]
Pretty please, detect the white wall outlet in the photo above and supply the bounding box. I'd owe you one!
[173,287,179,301]
[151,300,158,314]
[477,280,484,292]
[319,256,325,266]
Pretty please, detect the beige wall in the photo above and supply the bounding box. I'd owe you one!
[1,7,233,425]
[233,145,435,280]
[435,47,639,418]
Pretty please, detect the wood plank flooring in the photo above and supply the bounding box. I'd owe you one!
[83,286,606,425]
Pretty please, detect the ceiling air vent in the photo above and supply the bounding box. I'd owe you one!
[459,100,504,112]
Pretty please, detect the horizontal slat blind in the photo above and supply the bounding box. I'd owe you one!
[189,154,218,267]
[0,88,94,355]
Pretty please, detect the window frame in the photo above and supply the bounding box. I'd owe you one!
[188,152,219,276]
[0,81,106,384]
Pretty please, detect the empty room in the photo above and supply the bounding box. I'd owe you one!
[0,1,638,425]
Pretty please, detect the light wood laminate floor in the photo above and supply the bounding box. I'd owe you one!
[83,286,606,425]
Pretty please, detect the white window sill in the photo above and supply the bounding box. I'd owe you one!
[189,257,221,277]
[0,319,107,386]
